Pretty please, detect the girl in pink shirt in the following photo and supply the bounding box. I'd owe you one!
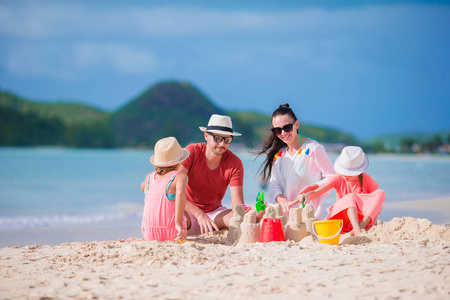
[298,146,385,236]
[141,137,190,241]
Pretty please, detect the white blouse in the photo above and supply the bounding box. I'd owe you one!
[267,139,335,219]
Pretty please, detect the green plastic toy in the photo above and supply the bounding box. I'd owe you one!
[255,191,266,213]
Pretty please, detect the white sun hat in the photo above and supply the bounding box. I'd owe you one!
[150,137,190,167]
[334,146,369,176]
[199,114,242,136]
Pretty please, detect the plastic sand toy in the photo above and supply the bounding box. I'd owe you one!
[255,191,266,213]
[289,196,306,208]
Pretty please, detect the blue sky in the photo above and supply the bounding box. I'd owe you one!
[0,0,449,139]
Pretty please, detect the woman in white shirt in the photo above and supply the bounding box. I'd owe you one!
[258,104,335,219]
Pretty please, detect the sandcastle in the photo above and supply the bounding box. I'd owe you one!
[261,204,286,225]
[302,204,317,235]
[237,210,261,244]
[284,207,307,242]
[223,204,245,245]
[262,204,275,219]
[273,203,287,227]
[239,205,275,244]
[238,204,308,244]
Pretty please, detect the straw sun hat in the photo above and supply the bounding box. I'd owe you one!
[199,114,242,136]
[334,146,369,176]
[150,137,190,167]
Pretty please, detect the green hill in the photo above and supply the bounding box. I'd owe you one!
[229,111,357,147]
[0,104,65,146]
[228,111,271,147]
[110,81,230,147]
[364,131,450,152]
[0,91,109,126]
[1,81,359,148]
[0,90,113,147]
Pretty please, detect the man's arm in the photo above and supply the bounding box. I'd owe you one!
[230,185,244,209]
[214,185,245,228]
[178,164,219,235]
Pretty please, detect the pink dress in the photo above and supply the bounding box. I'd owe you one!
[324,173,385,232]
[141,170,185,241]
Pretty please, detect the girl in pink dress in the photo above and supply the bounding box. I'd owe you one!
[141,137,190,241]
[298,146,385,236]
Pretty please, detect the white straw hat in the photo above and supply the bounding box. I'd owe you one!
[334,146,369,176]
[150,137,190,167]
[199,114,242,136]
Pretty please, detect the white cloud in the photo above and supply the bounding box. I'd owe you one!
[5,43,76,80]
[1,1,448,39]
[76,43,158,74]
[0,2,269,38]
[0,1,448,79]
[4,42,158,79]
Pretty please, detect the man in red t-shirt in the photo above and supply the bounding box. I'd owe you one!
[180,114,245,235]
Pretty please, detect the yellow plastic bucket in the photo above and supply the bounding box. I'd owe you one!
[312,219,343,245]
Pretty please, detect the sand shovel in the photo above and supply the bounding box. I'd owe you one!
[288,196,307,208]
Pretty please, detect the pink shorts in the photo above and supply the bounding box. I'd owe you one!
[186,206,230,235]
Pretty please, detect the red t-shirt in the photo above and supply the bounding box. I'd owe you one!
[181,143,244,213]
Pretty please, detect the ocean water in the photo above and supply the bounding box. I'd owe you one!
[1,147,449,247]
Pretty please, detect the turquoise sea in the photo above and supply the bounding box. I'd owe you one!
[1,147,449,247]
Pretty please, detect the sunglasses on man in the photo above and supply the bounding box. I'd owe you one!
[271,121,296,136]
[208,132,233,144]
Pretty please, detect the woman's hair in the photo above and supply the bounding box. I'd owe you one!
[257,103,298,185]
[155,165,178,175]
[359,174,363,193]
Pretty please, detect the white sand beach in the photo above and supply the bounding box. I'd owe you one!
[1,216,449,300]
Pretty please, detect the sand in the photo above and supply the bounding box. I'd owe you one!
[1,217,449,300]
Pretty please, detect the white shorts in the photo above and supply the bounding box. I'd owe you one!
[186,206,230,235]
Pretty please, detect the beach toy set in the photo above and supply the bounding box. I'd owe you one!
[226,192,343,245]
[259,218,285,242]
[312,219,343,245]
[255,192,266,213]
[235,203,309,244]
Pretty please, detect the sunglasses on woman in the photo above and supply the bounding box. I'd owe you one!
[271,121,296,136]
[208,132,233,144]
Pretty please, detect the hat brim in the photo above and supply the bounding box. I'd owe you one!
[199,127,242,136]
[150,149,190,167]
[333,153,369,176]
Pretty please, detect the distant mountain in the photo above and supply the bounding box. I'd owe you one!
[365,131,450,152]
[1,81,360,148]
[229,111,357,147]
[0,102,65,146]
[0,91,109,126]
[228,111,271,147]
[110,81,230,147]
[0,90,113,147]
